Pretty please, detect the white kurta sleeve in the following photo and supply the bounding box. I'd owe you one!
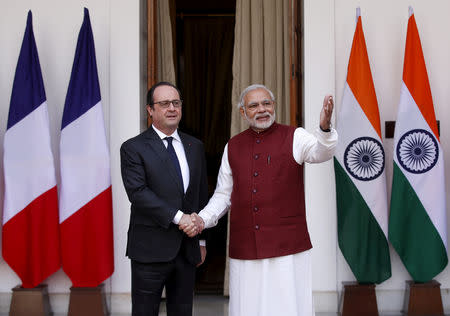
[199,143,233,228]
[293,127,338,164]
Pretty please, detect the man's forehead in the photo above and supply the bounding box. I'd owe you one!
[245,88,271,102]
[154,85,179,98]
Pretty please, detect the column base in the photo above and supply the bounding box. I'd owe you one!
[9,284,52,316]
[68,284,109,316]
[403,280,443,316]
[340,282,378,316]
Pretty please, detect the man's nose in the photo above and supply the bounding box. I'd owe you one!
[256,103,267,112]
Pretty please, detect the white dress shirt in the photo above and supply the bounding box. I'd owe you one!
[151,125,189,224]
[152,125,205,246]
[152,125,190,192]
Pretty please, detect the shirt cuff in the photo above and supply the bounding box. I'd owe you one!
[315,127,337,140]
[199,240,206,247]
[172,210,184,224]
[319,125,331,132]
[198,213,210,229]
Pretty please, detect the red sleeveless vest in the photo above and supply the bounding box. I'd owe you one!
[228,123,312,259]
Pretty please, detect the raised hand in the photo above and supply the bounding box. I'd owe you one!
[320,95,334,131]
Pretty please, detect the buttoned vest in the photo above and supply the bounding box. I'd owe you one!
[228,123,312,259]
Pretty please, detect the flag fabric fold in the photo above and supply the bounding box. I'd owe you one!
[2,10,60,288]
[334,9,391,284]
[59,8,114,287]
[389,8,448,282]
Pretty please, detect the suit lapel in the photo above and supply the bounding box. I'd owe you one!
[144,127,184,194]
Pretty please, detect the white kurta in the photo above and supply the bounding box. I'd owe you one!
[199,126,337,316]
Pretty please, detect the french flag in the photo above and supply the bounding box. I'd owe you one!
[59,8,114,287]
[2,11,60,288]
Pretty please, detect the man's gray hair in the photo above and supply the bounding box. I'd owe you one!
[237,84,275,108]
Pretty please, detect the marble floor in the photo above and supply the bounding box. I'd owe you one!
[155,295,403,316]
[0,295,415,316]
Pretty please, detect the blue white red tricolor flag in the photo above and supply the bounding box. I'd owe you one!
[2,11,60,288]
[59,8,114,287]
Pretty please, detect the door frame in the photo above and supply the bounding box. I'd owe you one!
[147,0,157,91]
[289,0,303,126]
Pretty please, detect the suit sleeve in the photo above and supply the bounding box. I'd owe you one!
[120,141,178,229]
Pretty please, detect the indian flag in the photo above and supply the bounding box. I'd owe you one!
[389,7,448,282]
[334,8,391,284]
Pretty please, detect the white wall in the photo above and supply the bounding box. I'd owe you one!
[303,0,340,311]
[305,0,450,313]
[0,0,449,314]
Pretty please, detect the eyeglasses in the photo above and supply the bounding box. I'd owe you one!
[244,100,275,112]
[153,99,183,108]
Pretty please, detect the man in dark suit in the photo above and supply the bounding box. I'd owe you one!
[120,82,208,316]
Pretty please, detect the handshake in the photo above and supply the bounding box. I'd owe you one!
[178,213,205,237]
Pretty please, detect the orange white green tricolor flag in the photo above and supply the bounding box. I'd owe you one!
[389,7,448,282]
[334,8,391,284]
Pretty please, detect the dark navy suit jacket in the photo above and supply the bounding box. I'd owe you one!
[120,126,208,265]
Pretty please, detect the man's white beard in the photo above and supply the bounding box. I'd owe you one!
[244,110,276,130]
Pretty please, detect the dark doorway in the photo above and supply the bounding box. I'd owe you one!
[174,0,236,294]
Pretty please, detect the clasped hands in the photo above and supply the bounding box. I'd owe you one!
[178,213,204,237]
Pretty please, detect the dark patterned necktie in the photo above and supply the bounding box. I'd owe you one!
[164,137,184,188]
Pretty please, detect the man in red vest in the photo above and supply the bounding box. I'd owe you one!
[182,84,337,316]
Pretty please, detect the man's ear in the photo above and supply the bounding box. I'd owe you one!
[146,105,153,117]
[239,106,245,119]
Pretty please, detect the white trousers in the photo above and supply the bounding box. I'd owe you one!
[229,250,314,316]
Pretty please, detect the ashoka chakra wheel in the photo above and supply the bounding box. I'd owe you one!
[344,137,385,181]
[396,129,438,174]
